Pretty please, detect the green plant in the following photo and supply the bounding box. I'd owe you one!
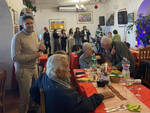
[23,0,36,12]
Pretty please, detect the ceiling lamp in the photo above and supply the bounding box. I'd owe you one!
[74,0,87,11]
[76,4,80,9]
[73,0,79,3]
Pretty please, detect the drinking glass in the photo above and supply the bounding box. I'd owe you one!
[135,86,141,97]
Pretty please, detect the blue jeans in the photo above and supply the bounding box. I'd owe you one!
[75,38,81,45]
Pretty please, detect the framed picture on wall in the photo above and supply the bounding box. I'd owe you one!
[128,13,134,23]
[77,12,92,24]
[49,19,65,31]
[106,13,114,26]
[118,11,128,24]
[99,16,105,26]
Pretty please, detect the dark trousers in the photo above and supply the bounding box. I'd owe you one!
[44,43,51,55]
[82,40,89,43]
[54,39,60,53]
[61,40,66,51]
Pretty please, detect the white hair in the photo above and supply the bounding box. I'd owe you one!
[82,42,92,52]
[101,36,112,45]
[46,54,68,78]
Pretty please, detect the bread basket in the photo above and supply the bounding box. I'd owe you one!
[110,75,121,83]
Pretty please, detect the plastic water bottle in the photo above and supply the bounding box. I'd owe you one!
[92,53,97,69]
[122,57,130,85]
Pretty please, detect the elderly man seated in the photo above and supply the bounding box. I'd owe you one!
[79,42,93,68]
[30,54,104,113]
[101,36,135,75]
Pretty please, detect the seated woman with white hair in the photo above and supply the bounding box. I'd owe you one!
[100,36,135,75]
[79,42,94,68]
[30,54,104,113]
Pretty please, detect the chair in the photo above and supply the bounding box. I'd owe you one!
[70,52,79,72]
[146,45,150,48]
[137,48,150,66]
[40,88,45,113]
[0,70,7,113]
[141,61,150,87]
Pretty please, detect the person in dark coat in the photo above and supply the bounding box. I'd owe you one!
[30,54,104,113]
[60,29,67,51]
[53,29,60,53]
[81,26,91,43]
[43,27,51,55]
[74,27,82,45]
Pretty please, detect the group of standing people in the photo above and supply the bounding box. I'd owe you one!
[43,25,91,55]
[42,24,122,57]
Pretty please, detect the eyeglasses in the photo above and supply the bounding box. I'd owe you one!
[25,22,33,25]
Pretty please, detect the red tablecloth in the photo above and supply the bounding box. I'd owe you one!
[73,69,106,113]
[73,69,150,113]
[126,85,150,108]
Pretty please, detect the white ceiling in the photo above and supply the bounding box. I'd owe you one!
[31,0,105,9]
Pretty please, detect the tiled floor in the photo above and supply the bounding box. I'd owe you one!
[5,90,19,113]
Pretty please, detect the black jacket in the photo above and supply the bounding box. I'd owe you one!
[43,32,50,44]
[81,30,91,42]
[53,32,59,40]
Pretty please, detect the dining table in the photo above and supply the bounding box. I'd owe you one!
[73,69,150,113]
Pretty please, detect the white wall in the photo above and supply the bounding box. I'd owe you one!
[34,3,108,37]
[0,0,24,89]
[0,0,13,89]
[106,0,143,47]
[34,0,143,47]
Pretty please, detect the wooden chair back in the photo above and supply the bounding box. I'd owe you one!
[0,70,7,113]
[138,48,150,65]
[40,88,45,113]
[141,62,150,87]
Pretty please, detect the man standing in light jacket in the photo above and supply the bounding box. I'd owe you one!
[11,16,45,113]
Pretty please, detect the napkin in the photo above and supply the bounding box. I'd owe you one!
[77,78,92,82]
[111,70,121,76]
[127,104,141,112]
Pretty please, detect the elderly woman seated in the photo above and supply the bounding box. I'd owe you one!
[79,42,94,68]
[30,54,104,113]
[100,36,135,75]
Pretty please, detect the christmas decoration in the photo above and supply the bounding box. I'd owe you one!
[136,15,150,47]
[94,4,98,9]
[127,14,150,47]
[23,0,36,12]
